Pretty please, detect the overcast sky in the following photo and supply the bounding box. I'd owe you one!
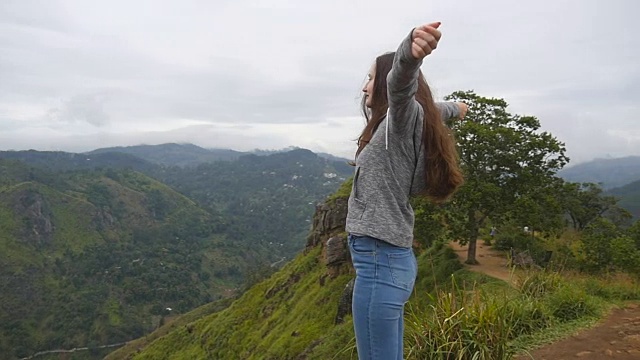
[1,0,638,165]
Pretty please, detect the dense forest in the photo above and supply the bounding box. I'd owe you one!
[0,148,352,359]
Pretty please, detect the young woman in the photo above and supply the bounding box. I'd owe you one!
[346,22,466,359]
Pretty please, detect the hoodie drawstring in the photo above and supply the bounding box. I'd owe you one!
[385,108,390,150]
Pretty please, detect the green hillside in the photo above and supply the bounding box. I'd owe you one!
[106,177,640,360]
[147,148,353,260]
[0,149,156,173]
[87,143,244,167]
[0,148,354,263]
[558,156,640,189]
[105,181,501,360]
[609,179,640,218]
[0,161,257,359]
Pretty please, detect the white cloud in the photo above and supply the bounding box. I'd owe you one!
[0,0,639,165]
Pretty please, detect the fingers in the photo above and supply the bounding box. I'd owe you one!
[411,21,442,59]
[412,42,427,58]
[457,102,469,119]
[427,21,441,29]
[422,25,442,42]
[414,29,438,51]
[416,22,441,40]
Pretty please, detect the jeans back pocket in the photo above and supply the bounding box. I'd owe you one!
[387,251,417,290]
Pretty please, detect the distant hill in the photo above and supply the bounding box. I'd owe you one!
[0,149,156,172]
[250,146,351,163]
[317,151,352,163]
[88,143,244,166]
[0,161,261,359]
[608,179,640,218]
[558,156,640,189]
[0,147,354,359]
[151,148,353,258]
[85,143,351,167]
[1,148,354,261]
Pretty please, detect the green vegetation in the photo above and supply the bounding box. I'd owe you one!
[87,143,245,166]
[151,148,352,260]
[326,176,353,204]
[107,91,640,360]
[0,162,257,359]
[404,247,612,359]
[1,147,354,263]
[112,245,353,360]
[443,91,569,264]
[609,178,640,218]
[3,91,640,359]
[105,297,236,360]
[0,148,352,359]
[117,235,640,360]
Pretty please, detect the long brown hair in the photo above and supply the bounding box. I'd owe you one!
[355,52,463,203]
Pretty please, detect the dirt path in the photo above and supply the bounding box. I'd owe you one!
[515,303,640,359]
[449,241,512,282]
[449,242,640,359]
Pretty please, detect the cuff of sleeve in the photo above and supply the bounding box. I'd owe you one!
[398,28,423,67]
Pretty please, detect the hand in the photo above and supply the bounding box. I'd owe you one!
[456,102,468,119]
[411,22,442,59]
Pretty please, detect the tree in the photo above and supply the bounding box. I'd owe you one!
[444,91,568,264]
[560,182,619,230]
[506,176,566,238]
[580,217,640,273]
[580,217,619,270]
[628,220,640,249]
[411,197,449,249]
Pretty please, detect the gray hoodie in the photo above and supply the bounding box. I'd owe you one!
[345,30,460,248]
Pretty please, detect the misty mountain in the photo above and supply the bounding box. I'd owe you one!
[0,150,156,173]
[609,179,640,218]
[88,143,245,167]
[86,143,351,168]
[558,156,640,189]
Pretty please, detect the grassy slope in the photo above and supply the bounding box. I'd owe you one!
[115,246,354,360]
[0,181,103,266]
[114,238,640,360]
[109,240,502,360]
[0,168,248,359]
[105,178,640,360]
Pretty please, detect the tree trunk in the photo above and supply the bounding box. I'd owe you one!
[466,237,479,265]
[465,209,479,265]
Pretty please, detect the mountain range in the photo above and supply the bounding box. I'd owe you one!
[558,156,640,190]
[0,145,353,359]
[2,143,640,358]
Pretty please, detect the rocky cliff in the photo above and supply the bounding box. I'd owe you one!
[106,183,358,360]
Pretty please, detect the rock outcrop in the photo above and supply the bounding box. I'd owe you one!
[14,189,55,247]
[306,198,348,249]
[304,196,355,323]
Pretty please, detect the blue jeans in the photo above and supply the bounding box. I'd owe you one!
[348,234,418,360]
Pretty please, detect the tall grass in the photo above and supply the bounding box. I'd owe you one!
[405,278,520,360]
[513,269,561,298]
[404,268,612,360]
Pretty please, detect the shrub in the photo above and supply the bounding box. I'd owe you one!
[545,284,600,322]
[514,269,562,298]
[577,274,640,301]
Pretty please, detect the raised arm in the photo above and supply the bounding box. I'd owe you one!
[436,101,467,120]
[386,23,442,134]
